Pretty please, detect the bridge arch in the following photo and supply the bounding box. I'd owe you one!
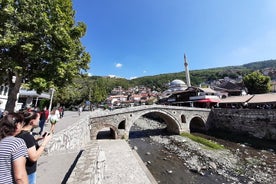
[95,124,119,139]
[118,120,126,129]
[189,115,207,133]
[126,109,181,136]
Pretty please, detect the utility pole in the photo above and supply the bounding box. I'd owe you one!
[48,88,55,111]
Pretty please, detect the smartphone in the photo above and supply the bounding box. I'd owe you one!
[42,132,49,137]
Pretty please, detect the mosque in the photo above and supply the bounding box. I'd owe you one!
[159,54,220,107]
[161,54,191,97]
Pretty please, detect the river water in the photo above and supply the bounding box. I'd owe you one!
[127,117,276,184]
[128,124,228,184]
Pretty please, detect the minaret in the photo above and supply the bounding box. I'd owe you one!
[184,53,191,87]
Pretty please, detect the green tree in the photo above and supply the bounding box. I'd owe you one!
[0,0,90,112]
[91,78,108,103]
[243,71,271,94]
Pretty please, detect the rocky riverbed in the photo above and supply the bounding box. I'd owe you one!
[130,116,276,184]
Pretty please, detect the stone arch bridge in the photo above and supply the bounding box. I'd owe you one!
[89,105,212,139]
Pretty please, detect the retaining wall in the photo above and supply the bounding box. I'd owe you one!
[210,108,276,140]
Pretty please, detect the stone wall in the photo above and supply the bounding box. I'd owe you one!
[45,114,91,155]
[210,108,276,140]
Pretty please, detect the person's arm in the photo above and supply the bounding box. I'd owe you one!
[13,157,28,184]
[27,134,52,162]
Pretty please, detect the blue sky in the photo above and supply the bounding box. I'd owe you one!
[72,0,276,79]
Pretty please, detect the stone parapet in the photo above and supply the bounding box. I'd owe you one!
[45,114,91,155]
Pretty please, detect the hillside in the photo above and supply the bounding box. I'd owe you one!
[130,59,276,90]
[58,60,276,107]
[88,59,276,93]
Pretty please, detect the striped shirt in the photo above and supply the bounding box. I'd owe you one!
[0,136,28,184]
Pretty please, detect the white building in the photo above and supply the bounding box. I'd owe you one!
[0,85,50,112]
[0,85,10,111]
[19,89,50,108]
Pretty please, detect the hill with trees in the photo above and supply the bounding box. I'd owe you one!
[130,59,276,90]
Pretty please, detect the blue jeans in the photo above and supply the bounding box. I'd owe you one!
[39,119,46,135]
[28,172,36,184]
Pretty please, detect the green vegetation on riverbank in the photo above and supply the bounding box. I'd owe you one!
[180,132,225,150]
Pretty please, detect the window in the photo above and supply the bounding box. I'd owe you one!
[4,86,8,96]
[0,86,3,95]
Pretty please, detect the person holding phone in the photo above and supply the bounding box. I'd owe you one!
[16,111,52,184]
[0,112,29,184]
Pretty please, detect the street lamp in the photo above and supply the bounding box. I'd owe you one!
[48,88,55,111]
[12,76,16,83]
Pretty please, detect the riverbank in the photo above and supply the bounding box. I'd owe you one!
[131,116,276,183]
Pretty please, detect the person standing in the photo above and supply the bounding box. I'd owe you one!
[78,106,83,116]
[0,113,29,184]
[48,108,59,133]
[17,111,52,184]
[38,107,49,135]
[58,106,64,118]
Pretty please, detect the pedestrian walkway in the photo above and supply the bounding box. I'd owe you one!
[100,140,157,184]
[37,151,80,184]
[33,111,91,134]
[35,111,91,184]
[35,110,157,184]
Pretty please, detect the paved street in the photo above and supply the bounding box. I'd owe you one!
[33,110,91,134]
[35,111,91,184]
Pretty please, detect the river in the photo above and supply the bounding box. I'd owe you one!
[129,127,228,183]
[127,116,276,184]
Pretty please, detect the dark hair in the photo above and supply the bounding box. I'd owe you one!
[0,113,24,139]
[22,111,39,126]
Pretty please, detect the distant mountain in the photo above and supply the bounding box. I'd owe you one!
[242,59,276,70]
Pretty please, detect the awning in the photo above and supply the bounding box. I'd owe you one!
[19,89,50,99]
[219,95,253,103]
[196,98,220,103]
[248,93,276,103]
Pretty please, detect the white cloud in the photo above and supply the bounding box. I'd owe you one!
[143,70,147,73]
[115,63,123,68]
[83,72,92,76]
[129,76,137,80]
[107,75,125,79]
[108,75,117,78]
